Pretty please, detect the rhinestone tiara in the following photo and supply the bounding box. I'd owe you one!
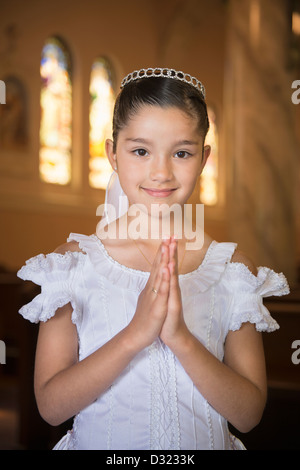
[120,67,206,99]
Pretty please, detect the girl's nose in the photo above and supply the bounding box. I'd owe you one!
[149,157,173,182]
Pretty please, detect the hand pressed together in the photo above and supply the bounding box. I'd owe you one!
[159,237,190,347]
[128,236,190,351]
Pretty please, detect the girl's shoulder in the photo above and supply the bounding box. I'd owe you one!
[230,249,257,276]
[53,240,85,255]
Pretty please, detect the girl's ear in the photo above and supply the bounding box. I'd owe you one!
[203,145,211,163]
[105,139,118,171]
[200,145,211,172]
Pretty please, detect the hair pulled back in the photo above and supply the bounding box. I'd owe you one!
[112,77,209,152]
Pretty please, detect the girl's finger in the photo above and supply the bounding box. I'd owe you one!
[169,237,178,275]
[149,264,170,311]
[169,239,181,296]
[148,238,169,284]
[156,265,170,298]
[147,242,168,295]
[153,239,168,267]
[146,243,163,289]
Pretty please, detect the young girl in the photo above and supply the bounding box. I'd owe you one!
[17,68,289,450]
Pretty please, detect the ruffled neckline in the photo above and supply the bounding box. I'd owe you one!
[91,233,217,278]
[67,232,237,295]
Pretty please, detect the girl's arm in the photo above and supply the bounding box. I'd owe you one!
[34,241,170,426]
[34,304,141,426]
[166,322,267,433]
[161,241,267,433]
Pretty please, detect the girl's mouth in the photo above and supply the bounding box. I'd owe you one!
[141,187,177,198]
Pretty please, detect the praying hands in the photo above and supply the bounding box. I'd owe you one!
[129,236,189,351]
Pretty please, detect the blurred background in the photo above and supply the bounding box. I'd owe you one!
[0,0,299,450]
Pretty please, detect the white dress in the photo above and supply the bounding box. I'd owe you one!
[17,233,289,450]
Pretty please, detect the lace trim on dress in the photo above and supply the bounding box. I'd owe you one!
[225,264,290,333]
[17,251,84,284]
[67,233,237,295]
[17,251,85,324]
[229,307,280,332]
[18,291,81,325]
[226,263,290,297]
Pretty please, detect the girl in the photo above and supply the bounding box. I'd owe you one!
[17,68,289,450]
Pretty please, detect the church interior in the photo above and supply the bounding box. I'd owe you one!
[0,0,300,450]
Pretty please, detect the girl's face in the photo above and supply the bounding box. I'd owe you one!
[106,105,210,215]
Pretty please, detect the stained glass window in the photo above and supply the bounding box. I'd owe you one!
[39,37,72,185]
[200,106,218,205]
[89,58,115,189]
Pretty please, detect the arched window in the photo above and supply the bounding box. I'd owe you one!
[89,58,115,189]
[39,37,72,185]
[200,106,219,205]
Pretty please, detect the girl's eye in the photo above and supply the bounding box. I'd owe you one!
[174,150,190,159]
[134,148,148,157]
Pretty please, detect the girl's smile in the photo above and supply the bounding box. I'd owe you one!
[140,187,178,198]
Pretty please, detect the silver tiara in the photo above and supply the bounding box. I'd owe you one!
[120,68,206,99]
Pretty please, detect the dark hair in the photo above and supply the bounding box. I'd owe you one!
[112,77,209,152]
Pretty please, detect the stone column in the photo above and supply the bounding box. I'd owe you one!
[224,0,299,284]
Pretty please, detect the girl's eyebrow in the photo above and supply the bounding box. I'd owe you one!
[125,138,199,146]
[174,140,199,146]
[125,137,152,145]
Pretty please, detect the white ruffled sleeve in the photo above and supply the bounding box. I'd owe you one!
[17,251,85,324]
[226,264,290,333]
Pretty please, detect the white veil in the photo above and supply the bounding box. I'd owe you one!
[97,171,129,231]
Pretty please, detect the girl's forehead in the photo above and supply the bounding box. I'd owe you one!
[130,104,192,119]
[124,105,200,135]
